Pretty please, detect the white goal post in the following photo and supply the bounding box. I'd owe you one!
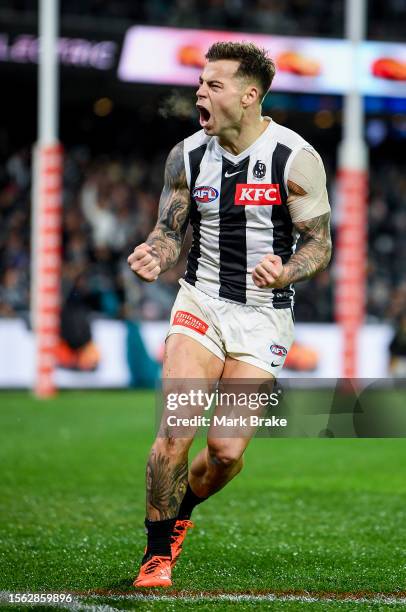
[31,0,62,397]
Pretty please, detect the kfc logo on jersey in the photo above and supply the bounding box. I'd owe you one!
[234,184,282,206]
[270,344,287,357]
[192,186,219,203]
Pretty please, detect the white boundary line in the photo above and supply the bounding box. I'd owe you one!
[79,593,406,606]
[2,591,406,608]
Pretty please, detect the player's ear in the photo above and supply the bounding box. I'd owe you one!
[241,85,260,108]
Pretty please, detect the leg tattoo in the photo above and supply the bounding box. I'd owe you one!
[146,447,188,520]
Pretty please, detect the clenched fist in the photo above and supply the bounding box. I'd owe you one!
[252,253,286,288]
[127,243,161,282]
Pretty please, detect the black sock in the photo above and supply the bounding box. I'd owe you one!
[143,517,176,562]
[177,484,208,520]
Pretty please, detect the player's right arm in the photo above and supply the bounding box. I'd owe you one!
[127,141,190,282]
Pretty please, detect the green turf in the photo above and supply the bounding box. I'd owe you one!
[1,391,406,611]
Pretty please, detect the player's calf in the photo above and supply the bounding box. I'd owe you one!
[133,435,194,586]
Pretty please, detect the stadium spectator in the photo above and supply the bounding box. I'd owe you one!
[0,267,28,316]
[389,311,406,377]
[81,181,121,251]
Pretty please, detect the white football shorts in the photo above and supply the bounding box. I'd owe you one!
[166,279,295,376]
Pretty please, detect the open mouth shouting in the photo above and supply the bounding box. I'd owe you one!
[196,104,212,129]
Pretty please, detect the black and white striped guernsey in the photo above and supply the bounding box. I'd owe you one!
[183,118,310,307]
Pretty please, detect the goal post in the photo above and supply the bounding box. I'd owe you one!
[31,0,62,397]
[335,0,368,379]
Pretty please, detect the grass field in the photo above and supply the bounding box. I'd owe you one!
[1,390,406,611]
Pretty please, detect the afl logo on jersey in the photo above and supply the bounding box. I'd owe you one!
[192,186,219,203]
[270,344,287,357]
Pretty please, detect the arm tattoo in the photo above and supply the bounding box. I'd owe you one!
[280,212,332,286]
[146,141,190,272]
[146,448,188,520]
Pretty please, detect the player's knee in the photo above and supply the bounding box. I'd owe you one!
[152,436,190,460]
[207,440,244,469]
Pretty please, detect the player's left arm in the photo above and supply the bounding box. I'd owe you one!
[252,147,332,289]
[280,209,331,285]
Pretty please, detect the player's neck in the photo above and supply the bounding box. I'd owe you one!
[217,115,270,156]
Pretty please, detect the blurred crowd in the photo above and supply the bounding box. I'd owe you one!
[0,142,405,326]
[368,162,406,323]
[0,146,185,322]
[136,0,344,38]
[1,0,405,40]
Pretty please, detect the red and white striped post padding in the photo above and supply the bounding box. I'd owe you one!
[34,143,63,397]
[335,168,368,379]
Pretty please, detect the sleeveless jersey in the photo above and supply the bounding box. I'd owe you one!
[183,118,310,307]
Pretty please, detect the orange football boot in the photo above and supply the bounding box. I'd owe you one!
[170,520,194,567]
[133,555,172,588]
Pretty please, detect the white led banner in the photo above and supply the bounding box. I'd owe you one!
[0,319,393,388]
[118,26,406,97]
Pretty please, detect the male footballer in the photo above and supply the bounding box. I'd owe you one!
[128,42,332,587]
